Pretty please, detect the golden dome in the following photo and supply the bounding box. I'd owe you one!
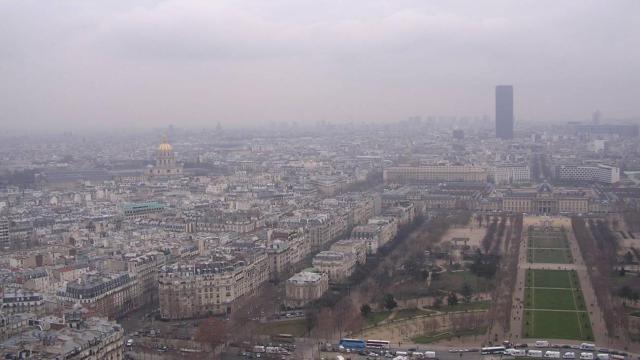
[158,135,173,152]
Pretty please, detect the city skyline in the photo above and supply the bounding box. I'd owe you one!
[2,1,640,357]
[1,0,639,131]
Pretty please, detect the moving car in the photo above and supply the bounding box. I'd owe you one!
[528,350,544,358]
[580,353,595,360]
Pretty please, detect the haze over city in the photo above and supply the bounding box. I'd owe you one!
[2,1,640,360]
[1,0,640,132]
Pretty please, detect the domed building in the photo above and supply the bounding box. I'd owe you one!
[146,135,183,178]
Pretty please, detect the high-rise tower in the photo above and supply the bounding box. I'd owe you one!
[496,85,514,139]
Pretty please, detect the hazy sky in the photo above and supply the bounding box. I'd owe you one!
[1,0,639,131]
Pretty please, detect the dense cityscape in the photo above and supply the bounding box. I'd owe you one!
[2,101,640,358]
[2,1,640,359]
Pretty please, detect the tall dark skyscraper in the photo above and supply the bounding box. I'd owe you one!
[495,85,514,139]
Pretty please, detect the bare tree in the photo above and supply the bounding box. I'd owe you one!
[195,317,227,352]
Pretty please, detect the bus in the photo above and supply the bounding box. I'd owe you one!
[339,338,366,350]
[482,346,506,355]
[366,339,391,350]
[272,333,295,344]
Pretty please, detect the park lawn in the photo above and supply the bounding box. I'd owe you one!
[394,308,435,321]
[529,288,578,311]
[257,319,308,337]
[365,311,392,326]
[528,235,568,249]
[528,248,572,264]
[523,310,593,341]
[528,269,574,289]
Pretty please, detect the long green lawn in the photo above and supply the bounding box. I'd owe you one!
[528,248,572,264]
[530,288,578,310]
[523,269,592,340]
[523,310,593,340]
[528,235,568,249]
[528,269,574,288]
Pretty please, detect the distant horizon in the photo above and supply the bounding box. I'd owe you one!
[1,1,639,131]
[4,113,640,137]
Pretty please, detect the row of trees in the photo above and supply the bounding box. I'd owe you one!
[619,285,640,302]
[475,216,502,281]
[479,215,508,254]
[304,213,437,338]
[481,218,499,252]
[485,214,522,335]
[572,217,628,342]
[623,210,640,232]
[469,249,500,279]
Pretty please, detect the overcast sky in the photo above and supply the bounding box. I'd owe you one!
[1,0,639,131]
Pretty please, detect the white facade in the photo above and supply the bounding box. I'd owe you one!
[556,164,620,184]
[284,271,329,308]
[490,165,531,184]
[312,251,356,284]
[383,165,487,183]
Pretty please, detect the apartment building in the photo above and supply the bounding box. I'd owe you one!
[351,217,397,254]
[0,219,8,251]
[383,165,487,184]
[367,217,398,247]
[57,273,138,319]
[126,252,167,308]
[382,203,415,226]
[0,316,124,360]
[312,251,356,284]
[330,239,367,265]
[121,201,165,218]
[284,270,329,308]
[158,254,269,320]
[0,313,35,341]
[1,289,45,316]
